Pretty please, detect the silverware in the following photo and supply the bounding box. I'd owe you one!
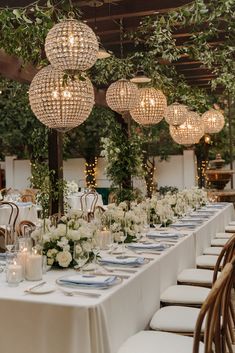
[60,288,101,298]
[97,271,130,279]
[25,281,46,293]
[101,266,137,274]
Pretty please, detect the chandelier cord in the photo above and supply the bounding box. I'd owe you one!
[120,18,124,60]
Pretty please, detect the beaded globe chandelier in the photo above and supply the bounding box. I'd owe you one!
[170,111,204,145]
[202,109,225,134]
[45,19,99,72]
[106,79,139,113]
[29,65,94,132]
[165,102,188,126]
[130,87,167,126]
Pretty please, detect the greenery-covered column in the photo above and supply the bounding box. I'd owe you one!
[101,112,143,203]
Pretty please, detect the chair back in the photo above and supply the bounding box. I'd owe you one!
[17,220,36,237]
[213,234,235,283]
[0,201,19,231]
[20,194,36,204]
[0,226,5,252]
[193,258,235,353]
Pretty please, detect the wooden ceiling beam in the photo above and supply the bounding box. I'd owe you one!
[84,3,192,23]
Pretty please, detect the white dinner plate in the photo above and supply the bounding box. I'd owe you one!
[26,285,56,294]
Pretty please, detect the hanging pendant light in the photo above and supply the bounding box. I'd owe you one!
[170,111,204,145]
[202,109,225,133]
[45,19,99,72]
[130,69,151,84]
[130,87,167,126]
[106,79,139,113]
[29,65,94,132]
[165,102,188,126]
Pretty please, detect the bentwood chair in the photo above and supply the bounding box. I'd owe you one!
[0,227,5,252]
[159,235,235,308]
[17,220,36,237]
[150,237,235,347]
[81,189,99,221]
[118,261,235,353]
[0,201,19,232]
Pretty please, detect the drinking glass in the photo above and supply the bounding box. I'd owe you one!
[73,242,89,273]
[119,231,127,258]
[92,238,100,272]
[5,225,16,252]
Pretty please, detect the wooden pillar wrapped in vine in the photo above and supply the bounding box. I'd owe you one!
[48,129,64,216]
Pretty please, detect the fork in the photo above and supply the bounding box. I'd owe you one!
[60,288,101,298]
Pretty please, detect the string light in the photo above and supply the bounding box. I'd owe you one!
[85,157,98,188]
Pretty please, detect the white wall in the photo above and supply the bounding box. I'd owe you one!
[2,152,197,192]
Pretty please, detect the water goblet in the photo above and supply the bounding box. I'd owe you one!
[73,242,89,273]
[119,231,127,258]
[5,225,16,253]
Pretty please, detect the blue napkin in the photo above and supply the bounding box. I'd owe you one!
[127,243,166,250]
[0,253,6,259]
[100,257,145,266]
[146,231,183,239]
[171,223,196,229]
[16,202,32,206]
[60,274,116,287]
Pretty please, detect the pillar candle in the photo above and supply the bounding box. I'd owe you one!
[7,262,22,286]
[99,230,112,249]
[25,249,42,281]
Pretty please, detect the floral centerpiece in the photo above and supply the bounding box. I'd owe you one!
[66,180,79,195]
[97,201,146,243]
[32,211,96,268]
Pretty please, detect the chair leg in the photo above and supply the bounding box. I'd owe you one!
[225,330,233,353]
[228,311,235,344]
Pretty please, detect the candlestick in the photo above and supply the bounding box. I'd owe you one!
[25,248,42,281]
[17,248,28,278]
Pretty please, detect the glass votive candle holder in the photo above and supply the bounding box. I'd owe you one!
[6,252,23,286]
[25,247,42,281]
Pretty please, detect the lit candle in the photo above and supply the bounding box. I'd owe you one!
[99,228,112,249]
[7,261,22,286]
[17,248,28,278]
[25,248,42,281]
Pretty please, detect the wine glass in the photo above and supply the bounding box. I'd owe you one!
[119,231,127,258]
[5,225,16,252]
[73,242,89,273]
[92,237,101,272]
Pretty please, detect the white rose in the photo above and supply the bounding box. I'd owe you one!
[57,224,67,236]
[67,229,81,241]
[82,241,92,253]
[47,258,54,266]
[56,251,72,268]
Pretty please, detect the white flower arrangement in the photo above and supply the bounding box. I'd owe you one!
[36,213,96,268]
[66,180,79,195]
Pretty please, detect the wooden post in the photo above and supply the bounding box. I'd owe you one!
[228,94,234,188]
[48,129,64,215]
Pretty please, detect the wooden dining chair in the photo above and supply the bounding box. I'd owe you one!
[150,236,235,348]
[20,194,35,203]
[0,226,5,252]
[117,261,235,353]
[177,234,235,288]
[81,189,99,221]
[17,220,36,237]
[0,201,19,231]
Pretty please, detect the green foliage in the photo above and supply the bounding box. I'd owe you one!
[0,77,47,159]
[101,122,144,202]
[65,105,116,159]
[0,0,81,66]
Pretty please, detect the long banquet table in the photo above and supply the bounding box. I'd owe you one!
[0,203,234,353]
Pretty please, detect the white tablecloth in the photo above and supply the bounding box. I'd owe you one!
[0,202,38,226]
[0,203,233,353]
[66,192,103,212]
